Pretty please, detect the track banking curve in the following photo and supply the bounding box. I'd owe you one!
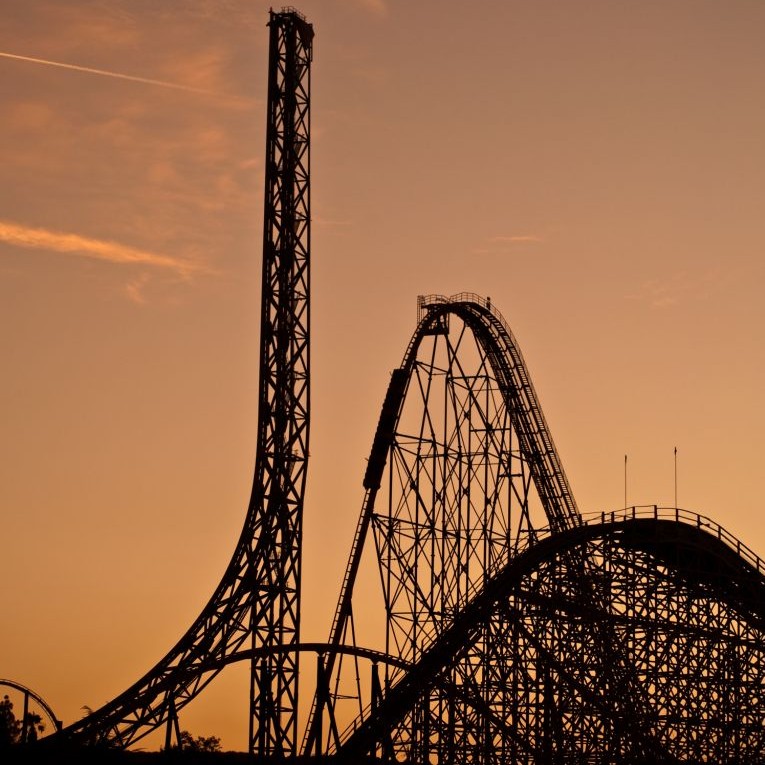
[0,679,62,737]
[330,292,582,639]
[8,3,762,757]
[304,294,582,753]
[49,10,314,752]
[27,282,764,761]
[409,294,580,533]
[305,295,765,763]
[334,507,765,762]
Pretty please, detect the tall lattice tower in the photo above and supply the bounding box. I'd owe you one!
[250,7,313,756]
[55,9,313,757]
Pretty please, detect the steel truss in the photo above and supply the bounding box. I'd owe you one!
[337,511,765,764]
[308,295,765,764]
[54,10,313,756]
[32,16,765,751]
[304,294,581,754]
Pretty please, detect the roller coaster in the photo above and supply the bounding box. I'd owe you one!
[8,8,765,763]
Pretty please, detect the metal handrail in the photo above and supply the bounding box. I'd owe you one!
[279,6,307,20]
[580,505,765,577]
[331,504,765,751]
[416,294,580,532]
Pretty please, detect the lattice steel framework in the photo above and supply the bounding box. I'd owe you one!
[304,294,581,754]
[306,295,765,763]
[54,10,312,756]
[26,24,765,752]
[250,8,312,755]
[336,510,765,764]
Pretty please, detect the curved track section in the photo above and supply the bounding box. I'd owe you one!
[0,679,62,740]
[336,509,765,763]
[305,294,580,753]
[54,10,313,753]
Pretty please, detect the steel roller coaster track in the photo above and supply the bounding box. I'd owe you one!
[303,294,765,764]
[50,9,313,756]
[24,8,765,763]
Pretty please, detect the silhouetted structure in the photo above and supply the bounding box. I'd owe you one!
[306,295,765,763]
[0,680,62,744]
[307,295,765,762]
[53,8,313,756]
[28,8,765,763]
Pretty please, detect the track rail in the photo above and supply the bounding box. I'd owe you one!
[334,512,765,762]
[0,679,62,740]
[303,294,580,754]
[51,11,313,753]
[583,504,765,576]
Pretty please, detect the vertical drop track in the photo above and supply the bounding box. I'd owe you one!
[55,10,312,756]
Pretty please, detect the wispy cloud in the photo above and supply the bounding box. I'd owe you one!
[627,268,727,309]
[348,0,389,17]
[314,215,352,228]
[472,234,545,255]
[0,219,207,278]
[635,279,684,308]
[125,273,150,304]
[489,234,544,244]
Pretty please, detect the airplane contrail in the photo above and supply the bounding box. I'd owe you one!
[0,50,218,96]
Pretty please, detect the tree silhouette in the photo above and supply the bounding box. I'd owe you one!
[21,710,44,743]
[178,730,222,752]
[0,695,21,747]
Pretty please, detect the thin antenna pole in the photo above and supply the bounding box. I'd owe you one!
[674,446,678,508]
[624,454,628,509]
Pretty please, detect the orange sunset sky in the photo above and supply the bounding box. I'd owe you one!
[1,0,764,751]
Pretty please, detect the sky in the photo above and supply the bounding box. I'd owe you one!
[1,0,764,752]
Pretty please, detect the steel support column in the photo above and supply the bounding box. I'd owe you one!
[248,8,313,757]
